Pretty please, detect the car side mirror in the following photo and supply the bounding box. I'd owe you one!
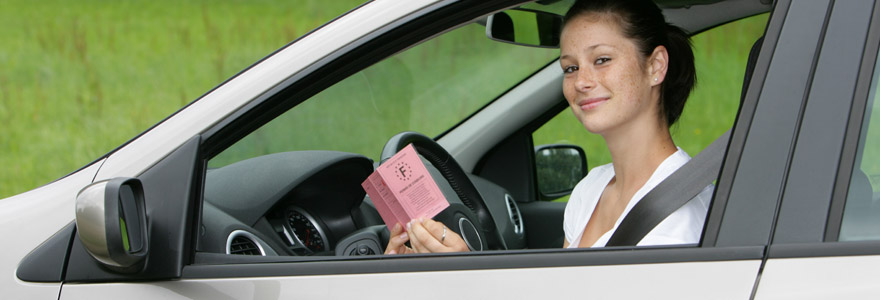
[535,144,587,200]
[75,177,149,272]
[486,8,562,48]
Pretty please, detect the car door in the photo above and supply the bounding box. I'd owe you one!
[754,0,880,298]
[56,0,827,299]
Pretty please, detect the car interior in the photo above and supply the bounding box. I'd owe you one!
[192,0,773,262]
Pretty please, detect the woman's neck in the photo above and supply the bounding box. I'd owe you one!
[602,119,677,198]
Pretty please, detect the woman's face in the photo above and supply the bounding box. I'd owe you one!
[560,15,662,136]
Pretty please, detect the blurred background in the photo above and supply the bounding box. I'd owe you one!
[0,0,362,197]
[0,0,766,199]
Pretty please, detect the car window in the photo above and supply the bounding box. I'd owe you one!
[200,21,558,257]
[209,23,558,168]
[531,13,769,201]
[839,47,880,242]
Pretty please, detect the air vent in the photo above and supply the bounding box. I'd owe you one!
[226,230,266,256]
[505,194,524,236]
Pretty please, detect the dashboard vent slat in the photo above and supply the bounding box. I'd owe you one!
[230,236,261,255]
[505,194,524,236]
[226,230,266,256]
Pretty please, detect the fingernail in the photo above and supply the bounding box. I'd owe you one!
[389,250,397,254]
[393,223,401,231]
[420,217,426,223]
[399,232,408,240]
[406,221,412,231]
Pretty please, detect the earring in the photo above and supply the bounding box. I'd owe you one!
[654,78,658,82]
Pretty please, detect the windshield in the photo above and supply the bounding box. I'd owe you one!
[209,21,559,168]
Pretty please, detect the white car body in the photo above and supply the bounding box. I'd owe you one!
[5,0,880,299]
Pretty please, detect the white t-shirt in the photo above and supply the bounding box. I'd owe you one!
[563,148,713,248]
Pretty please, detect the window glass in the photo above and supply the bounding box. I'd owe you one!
[532,14,768,201]
[200,21,558,257]
[839,48,880,241]
[210,23,557,168]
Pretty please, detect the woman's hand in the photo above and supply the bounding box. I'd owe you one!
[384,218,470,254]
[384,223,414,254]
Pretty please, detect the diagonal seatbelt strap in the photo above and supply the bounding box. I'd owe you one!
[606,130,731,247]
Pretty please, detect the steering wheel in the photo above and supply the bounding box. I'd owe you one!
[380,131,503,251]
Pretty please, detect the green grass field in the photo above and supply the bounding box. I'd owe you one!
[0,0,363,197]
[0,0,768,199]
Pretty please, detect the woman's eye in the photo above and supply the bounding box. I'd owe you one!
[595,57,611,65]
[563,65,579,74]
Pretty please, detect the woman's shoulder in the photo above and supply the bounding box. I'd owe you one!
[588,162,614,178]
[573,163,614,189]
[568,163,614,204]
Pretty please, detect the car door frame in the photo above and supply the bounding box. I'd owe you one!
[754,0,880,298]
[57,0,830,298]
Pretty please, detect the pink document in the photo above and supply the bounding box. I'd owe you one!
[361,144,450,229]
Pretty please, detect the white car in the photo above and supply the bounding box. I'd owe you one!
[5,0,880,299]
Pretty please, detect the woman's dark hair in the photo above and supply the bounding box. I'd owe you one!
[564,0,696,126]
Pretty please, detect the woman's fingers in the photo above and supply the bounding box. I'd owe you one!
[389,218,471,254]
[384,223,411,254]
[407,220,428,252]
[422,218,470,252]
[411,219,447,252]
[408,218,470,253]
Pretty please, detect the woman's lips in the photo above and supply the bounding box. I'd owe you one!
[578,97,609,110]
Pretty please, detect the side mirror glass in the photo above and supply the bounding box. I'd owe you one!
[75,177,149,272]
[535,144,587,199]
[486,8,563,48]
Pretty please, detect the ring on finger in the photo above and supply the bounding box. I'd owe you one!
[441,226,447,244]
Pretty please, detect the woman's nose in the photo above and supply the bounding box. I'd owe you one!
[574,69,594,92]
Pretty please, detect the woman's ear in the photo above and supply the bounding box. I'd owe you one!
[648,45,669,87]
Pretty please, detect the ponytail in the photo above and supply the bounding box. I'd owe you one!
[661,24,696,126]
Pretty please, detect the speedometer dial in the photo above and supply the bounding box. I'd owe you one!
[287,208,327,254]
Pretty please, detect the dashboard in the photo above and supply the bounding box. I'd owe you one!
[197,150,525,258]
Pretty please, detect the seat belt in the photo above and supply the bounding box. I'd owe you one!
[605,129,731,246]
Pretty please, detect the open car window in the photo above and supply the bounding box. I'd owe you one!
[209,22,558,168]
[532,13,769,202]
[193,2,772,263]
[199,20,558,258]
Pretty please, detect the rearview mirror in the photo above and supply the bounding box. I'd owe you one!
[486,8,563,48]
[75,177,149,272]
[535,144,587,199]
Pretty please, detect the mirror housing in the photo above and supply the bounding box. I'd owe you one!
[75,177,149,272]
[535,144,587,199]
[486,8,563,48]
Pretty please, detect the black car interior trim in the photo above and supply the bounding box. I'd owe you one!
[768,240,880,258]
[182,245,765,279]
[64,136,202,283]
[15,222,76,282]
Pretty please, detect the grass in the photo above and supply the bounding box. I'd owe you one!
[0,0,364,197]
[1,1,768,199]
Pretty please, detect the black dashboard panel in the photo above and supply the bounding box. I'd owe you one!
[198,149,522,258]
[201,151,373,256]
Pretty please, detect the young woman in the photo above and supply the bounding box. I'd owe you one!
[385,0,712,254]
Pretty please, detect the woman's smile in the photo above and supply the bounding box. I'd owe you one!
[578,97,610,110]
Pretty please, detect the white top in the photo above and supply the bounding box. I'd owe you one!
[563,148,713,248]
